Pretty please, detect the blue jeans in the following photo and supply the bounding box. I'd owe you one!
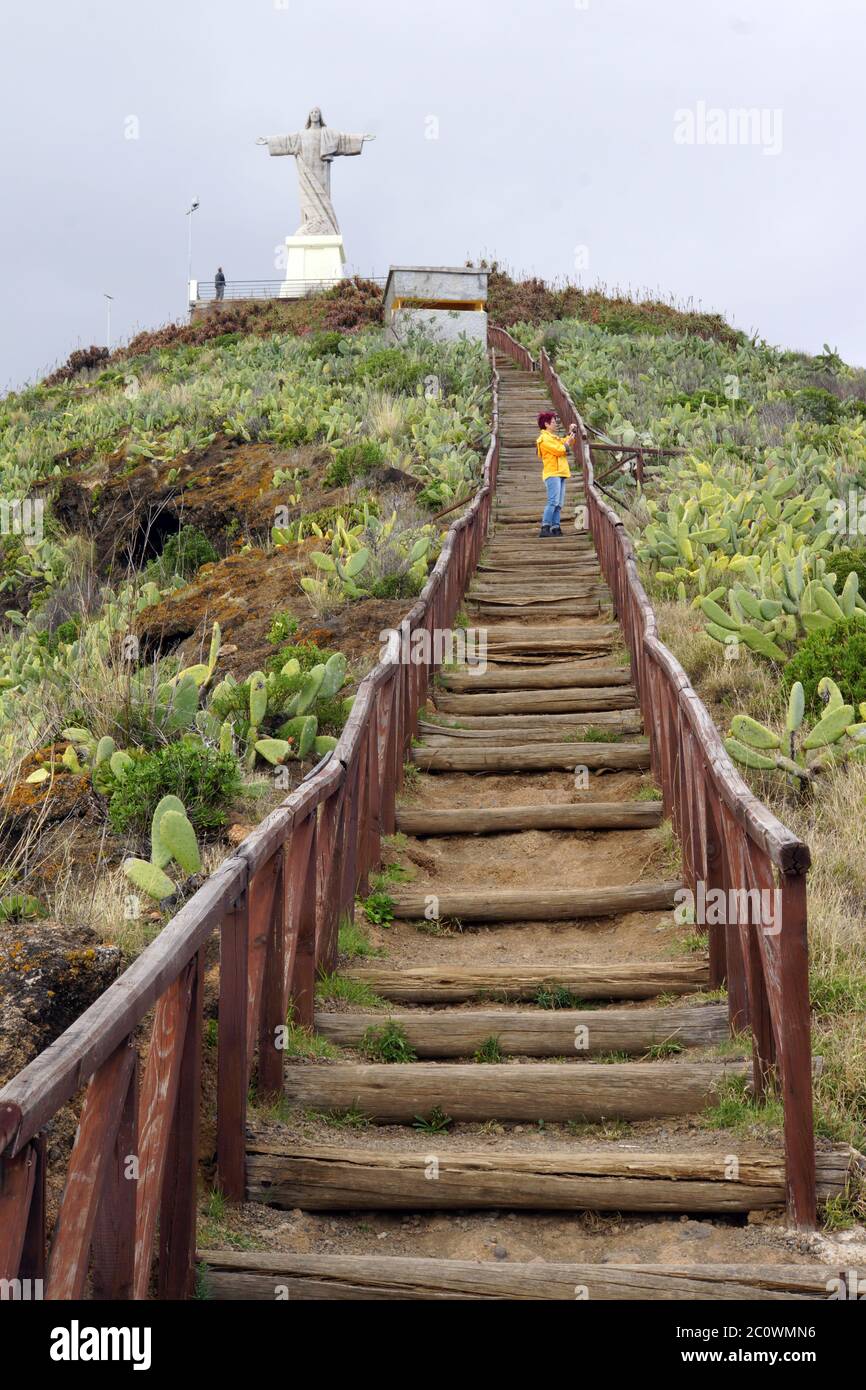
[542,475,566,528]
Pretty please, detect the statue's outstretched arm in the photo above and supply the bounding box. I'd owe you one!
[256,135,300,155]
[326,131,376,160]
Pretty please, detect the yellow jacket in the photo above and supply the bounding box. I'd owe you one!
[536,428,571,480]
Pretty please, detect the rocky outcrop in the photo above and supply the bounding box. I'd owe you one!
[44,439,329,574]
[0,921,123,1085]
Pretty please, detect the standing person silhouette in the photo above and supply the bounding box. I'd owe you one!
[215,267,226,301]
[536,410,576,537]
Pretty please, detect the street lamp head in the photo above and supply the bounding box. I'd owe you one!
[187,199,200,215]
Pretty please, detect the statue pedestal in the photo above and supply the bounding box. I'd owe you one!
[279,235,345,297]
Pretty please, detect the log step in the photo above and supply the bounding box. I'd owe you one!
[482,641,617,665]
[283,1060,748,1124]
[434,686,637,715]
[476,565,602,578]
[411,740,651,773]
[438,662,632,691]
[480,539,595,547]
[200,1251,850,1300]
[417,714,644,743]
[467,583,608,597]
[244,1142,855,1213]
[481,624,619,641]
[467,602,604,619]
[395,801,662,835]
[315,1003,727,1056]
[388,881,678,924]
[475,583,603,596]
[420,710,642,731]
[343,961,709,1004]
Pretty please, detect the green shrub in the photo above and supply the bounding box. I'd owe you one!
[323,440,384,489]
[305,331,344,359]
[147,525,218,583]
[793,387,840,425]
[35,616,80,653]
[267,612,300,645]
[107,741,242,836]
[265,640,337,676]
[355,348,428,394]
[782,618,866,716]
[827,547,866,594]
[367,572,424,600]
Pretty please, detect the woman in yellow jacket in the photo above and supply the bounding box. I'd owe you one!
[536,410,577,537]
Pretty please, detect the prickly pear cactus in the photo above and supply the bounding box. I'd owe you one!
[725,679,866,784]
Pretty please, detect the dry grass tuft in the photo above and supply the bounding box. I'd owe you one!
[655,597,866,1155]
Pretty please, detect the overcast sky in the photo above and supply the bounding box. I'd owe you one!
[2,0,864,390]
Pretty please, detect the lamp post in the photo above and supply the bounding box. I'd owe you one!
[186,198,200,311]
[103,293,114,350]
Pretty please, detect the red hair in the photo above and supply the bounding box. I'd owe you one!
[537,411,556,429]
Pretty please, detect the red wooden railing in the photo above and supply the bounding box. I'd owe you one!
[0,363,501,1299]
[490,326,815,1228]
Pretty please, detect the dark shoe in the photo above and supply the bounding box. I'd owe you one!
[550,526,563,536]
[539,525,551,538]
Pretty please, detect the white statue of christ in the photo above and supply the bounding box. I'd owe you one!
[256,107,375,237]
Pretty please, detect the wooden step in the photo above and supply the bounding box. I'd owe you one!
[283,1059,747,1124]
[467,601,603,619]
[417,714,644,742]
[494,515,586,525]
[434,686,637,715]
[484,648,616,667]
[482,641,618,666]
[482,559,597,572]
[421,710,641,732]
[315,1002,727,1056]
[481,624,619,643]
[200,1251,849,1301]
[467,600,603,617]
[468,584,607,599]
[476,562,602,576]
[245,1141,854,1212]
[411,740,651,773]
[343,961,708,1003]
[439,662,631,691]
[481,533,594,542]
[467,582,607,597]
[388,881,679,923]
[395,800,662,835]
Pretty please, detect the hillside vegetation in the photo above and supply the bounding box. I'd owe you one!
[517,314,866,1164]
[0,299,489,1079]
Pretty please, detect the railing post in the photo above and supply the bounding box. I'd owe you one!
[19,1131,46,1288]
[258,842,290,1097]
[362,715,381,892]
[0,1141,39,1284]
[704,795,729,991]
[216,888,250,1201]
[777,871,816,1228]
[92,1053,139,1300]
[159,947,204,1299]
[317,784,346,975]
[289,814,319,1028]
